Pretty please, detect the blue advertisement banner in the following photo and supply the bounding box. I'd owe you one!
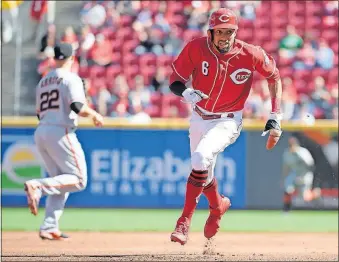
[1,127,246,209]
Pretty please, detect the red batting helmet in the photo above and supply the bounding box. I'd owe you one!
[208,8,238,30]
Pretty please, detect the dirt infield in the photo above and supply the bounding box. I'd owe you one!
[2,232,338,261]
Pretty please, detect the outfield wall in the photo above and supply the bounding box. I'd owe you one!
[1,117,338,209]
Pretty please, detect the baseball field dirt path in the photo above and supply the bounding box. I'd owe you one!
[2,232,338,261]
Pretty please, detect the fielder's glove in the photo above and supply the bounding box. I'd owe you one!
[182,88,209,104]
[261,112,283,150]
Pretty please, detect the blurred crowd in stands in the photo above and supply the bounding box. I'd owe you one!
[36,0,338,121]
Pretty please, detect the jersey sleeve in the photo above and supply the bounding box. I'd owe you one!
[171,41,196,83]
[67,75,87,105]
[253,46,280,82]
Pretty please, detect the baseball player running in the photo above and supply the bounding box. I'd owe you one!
[24,43,104,240]
[169,8,283,245]
[282,136,317,212]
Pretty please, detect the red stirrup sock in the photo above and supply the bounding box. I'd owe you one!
[181,169,208,219]
[203,177,222,209]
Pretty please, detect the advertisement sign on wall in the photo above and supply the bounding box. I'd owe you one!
[1,128,247,209]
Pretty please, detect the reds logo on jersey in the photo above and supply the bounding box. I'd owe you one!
[230,68,252,85]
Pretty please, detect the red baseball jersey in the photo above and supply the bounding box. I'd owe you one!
[170,37,280,113]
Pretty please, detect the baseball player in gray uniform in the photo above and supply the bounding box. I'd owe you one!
[24,43,104,240]
[282,136,316,212]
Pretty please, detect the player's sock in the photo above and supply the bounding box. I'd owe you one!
[283,192,292,212]
[181,169,208,219]
[203,177,222,209]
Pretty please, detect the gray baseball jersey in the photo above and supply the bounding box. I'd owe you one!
[283,147,315,193]
[283,147,314,177]
[36,68,86,128]
[32,68,88,233]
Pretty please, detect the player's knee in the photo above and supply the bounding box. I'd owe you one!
[191,151,211,171]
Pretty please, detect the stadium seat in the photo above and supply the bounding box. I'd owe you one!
[271,2,288,16]
[272,30,286,41]
[89,65,106,78]
[171,15,187,27]
[100,28,115,40]
[116,28,135,41]
[183,29,203,42]
[156,55,173,68]
[239,19,255,30]
[111,52,122,64]
[112,40,123,53]
[150,92,162,107]
[305,17,322,29]
[139,53,157,67]
[294,70,312,83]
[328,68,338,85]
[124,65,140,87]
[91,77,107,92]
[255,5,270,18]
[144,104,162,118]
[78,66,89,78]
[254,29,271,44]
[123,53,139,67]
[262,41,278,54]
[254,18,271,30]
[105,65,122,82]
[321,30,338,45]
[279,67,294,78]
[120,15,134,28]
[122,40,140,54]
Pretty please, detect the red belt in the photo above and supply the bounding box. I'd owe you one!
[194,107,234,120]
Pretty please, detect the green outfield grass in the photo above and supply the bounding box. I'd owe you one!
[2,208,338,233]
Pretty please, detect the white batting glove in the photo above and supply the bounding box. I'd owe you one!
[182,88,209,104]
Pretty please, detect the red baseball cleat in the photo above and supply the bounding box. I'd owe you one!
[170,216,190,245]
[204,196,231,239]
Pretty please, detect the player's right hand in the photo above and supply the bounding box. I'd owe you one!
[92,113,104,127]
[182,88,209,104]
[261,113,283,150]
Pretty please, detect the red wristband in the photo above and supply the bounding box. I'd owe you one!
[271,97,281,113]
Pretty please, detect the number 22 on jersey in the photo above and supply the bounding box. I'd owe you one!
[40,89,60,112]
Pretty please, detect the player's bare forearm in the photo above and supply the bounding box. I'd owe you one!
[263,78,283,150]
[78,104,98,118]
[267,78,282,113]
[79,104,104,127]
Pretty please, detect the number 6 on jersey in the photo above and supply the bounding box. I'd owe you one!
[202,61,209,76]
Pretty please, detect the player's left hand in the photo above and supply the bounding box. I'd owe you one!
[261,112,283,150]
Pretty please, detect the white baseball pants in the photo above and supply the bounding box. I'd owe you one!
[189,106,243,185]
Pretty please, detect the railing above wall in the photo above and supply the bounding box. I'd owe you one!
[2,116,338,131]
